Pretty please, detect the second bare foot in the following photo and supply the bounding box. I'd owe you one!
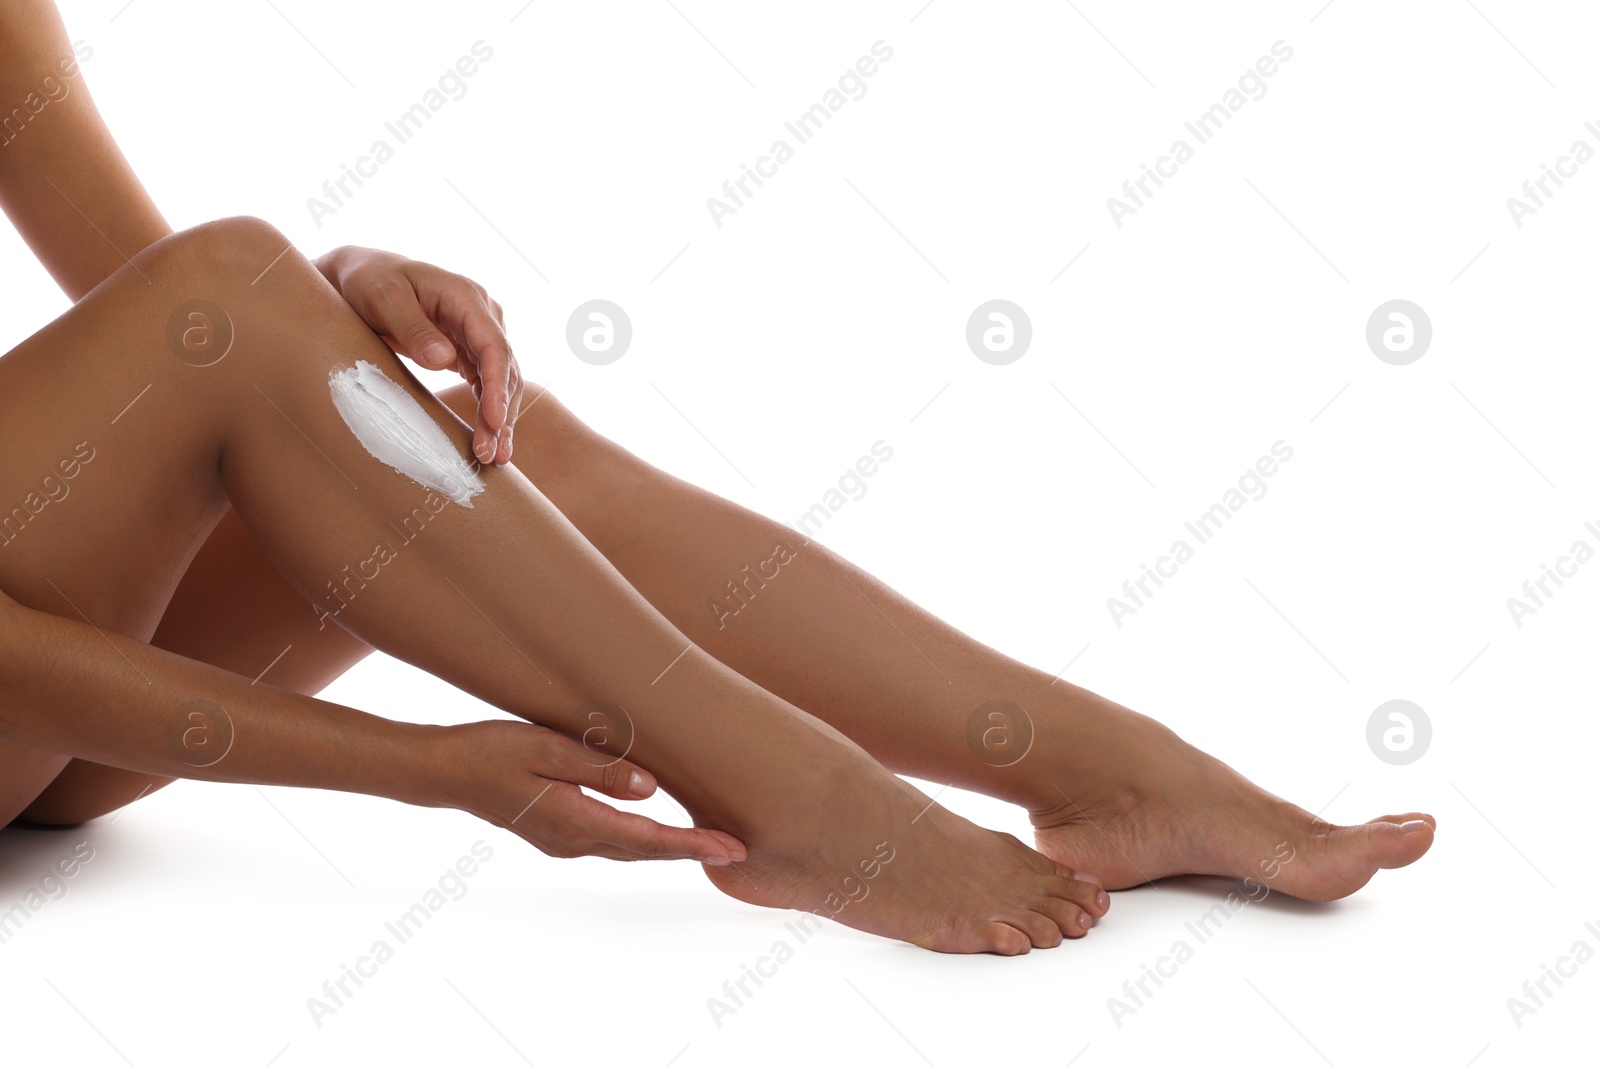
[1020,698,1434,901]
[694,750,1110,954]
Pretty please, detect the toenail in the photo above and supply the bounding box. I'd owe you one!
[1096,890,1109,910]
[1079,912,1093,929]
[1076,872,1102,886]
[1398,819,1430,834]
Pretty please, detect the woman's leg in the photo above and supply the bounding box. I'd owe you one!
[32,358,1434,902]
[0,215,1104,952]
[21,505,373,821]
[451,394,1435,902]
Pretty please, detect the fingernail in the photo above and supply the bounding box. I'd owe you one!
[703,853,731,866]
[628,770,651,795]
[1079,912,1093,929]
[423,341,452,364]
[1076,872,1102,886]
[1399,819,1430,834]
[1096,890,1109,910]
[475,438,493,463]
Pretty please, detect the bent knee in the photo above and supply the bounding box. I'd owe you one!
[170,215,292,270]
[140,215,310,292]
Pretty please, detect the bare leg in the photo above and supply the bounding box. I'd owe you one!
[21,505,371,821]
[502,418,1436,902]
[0,217,1106,952]
[32,372,1433,902]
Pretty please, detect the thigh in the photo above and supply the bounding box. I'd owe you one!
[17,504,375,825]
[19,359,646,826]
[46,379,598,704]
[137,378,606,696]
[0,220,297,824]
[19,379,608,823]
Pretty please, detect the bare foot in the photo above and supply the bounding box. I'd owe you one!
[1021,697,1435,902]
[694,750,1110,954]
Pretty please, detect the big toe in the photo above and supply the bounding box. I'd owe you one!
[1371,811,1436,832]
[1293,816,1435,901]
[1359,814,1436,869]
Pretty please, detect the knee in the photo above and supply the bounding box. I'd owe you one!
[151,215,302,285]
[518,390,661,520]
[135,216,365,382]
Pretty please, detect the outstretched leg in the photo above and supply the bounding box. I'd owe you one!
[37,350,1433,902]
[482,400,1436,901]
[0,217,1106,952]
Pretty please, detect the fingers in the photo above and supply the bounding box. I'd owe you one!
[515,728,749,864]
[556,790,750,864]
[355,259,520,465]
[535,728,655,800]
[365,277,460,373]
[434,278,518,465]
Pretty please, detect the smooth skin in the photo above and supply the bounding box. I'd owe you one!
[0,1,1432,952]
[0,214,1108,952]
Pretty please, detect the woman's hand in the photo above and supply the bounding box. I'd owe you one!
[433,719,749,865]
[314,245,521,466]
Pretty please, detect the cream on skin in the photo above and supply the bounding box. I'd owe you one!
[328,361,485,507]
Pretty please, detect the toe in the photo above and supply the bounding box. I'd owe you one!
[983,922,1034,955]
[1017,908,1068,953]
[1370,812,1436,831]
[1038,896,1095,939]
[1044,873,1110,919]
[1292,817,1435,901]
[1357,816,1435,868]
[1004,911,1063,949]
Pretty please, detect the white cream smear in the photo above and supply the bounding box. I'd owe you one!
[328,361,485,508]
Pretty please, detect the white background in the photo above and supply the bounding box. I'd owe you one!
[1,1,1596,1064]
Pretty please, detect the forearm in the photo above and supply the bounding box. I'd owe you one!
[0,594,446,807]
[0,0,170,299]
